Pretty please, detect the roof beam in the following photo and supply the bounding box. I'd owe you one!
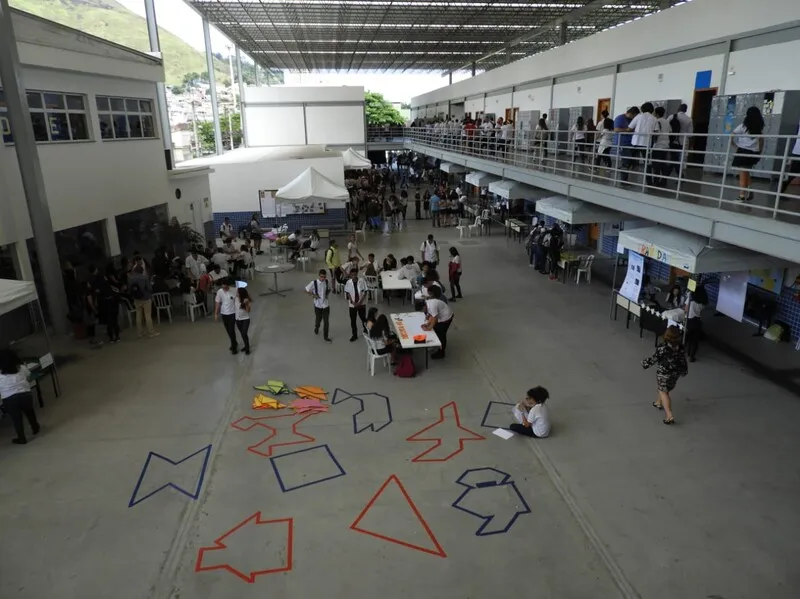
[445,0,616,76]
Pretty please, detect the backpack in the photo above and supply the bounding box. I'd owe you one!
[668,113,682,148]
[130,281,144,300]
[541,232,552,248]
[394,353,416,378]
[313,279,328,297]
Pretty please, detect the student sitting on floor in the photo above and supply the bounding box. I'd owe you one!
[509,386,551,438]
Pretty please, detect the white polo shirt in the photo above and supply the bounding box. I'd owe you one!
[235,296,250,321]
[185,255,207,280]
[425,297,453,323]
[209,268,228,283]
[344,277,368,308]
[675,112,693,147]
[0,366,32,399]
[526,403,551,438]
[629,112,658,148]
[421,240,438,262]
[215,287,237,315]
[305,279,330,309]
[219,222,233,238]
[733,125,759,152]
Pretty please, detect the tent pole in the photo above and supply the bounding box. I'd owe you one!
[609,252,619,319]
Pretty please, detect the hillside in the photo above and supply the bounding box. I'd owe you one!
[10,0,229,86]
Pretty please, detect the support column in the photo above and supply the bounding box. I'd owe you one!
[611,64,619,115]
[302,103,309,145]
[202,18,223,155]
[363,107,368,154]
[255,63,260,86]
[448,72,452,85]
[719,39,733,96]
[0,0,69,334]
[143,0,174,169]
[103,217,121,258]
[471,62,476,77]
[559,22,568,45]
[235,47,248,148]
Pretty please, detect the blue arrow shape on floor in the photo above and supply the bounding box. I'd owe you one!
[452,467,531,536]
[331,388,393,434]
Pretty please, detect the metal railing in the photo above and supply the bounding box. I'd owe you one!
[399,126,800,221]
[366,126,406,142]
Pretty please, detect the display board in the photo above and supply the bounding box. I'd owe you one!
[716,271,749,322]
[620,252,645,302]
[259,190,278,218]
[748,268,785,294]
[277,201,326,217]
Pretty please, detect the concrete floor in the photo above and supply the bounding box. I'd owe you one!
[2,221,799,599]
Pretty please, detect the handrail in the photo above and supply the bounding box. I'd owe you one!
[390,126,800,221]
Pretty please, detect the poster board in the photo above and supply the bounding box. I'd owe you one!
[259,190,277,218]
[276,201,326,217]
[716,271,748,322]
[620,252,645,302]
[748,268,785,294]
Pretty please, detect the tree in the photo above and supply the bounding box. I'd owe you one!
[197,113,242,153]
[365,91,405,126]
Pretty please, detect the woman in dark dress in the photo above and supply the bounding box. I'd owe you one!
[642,325,688,425]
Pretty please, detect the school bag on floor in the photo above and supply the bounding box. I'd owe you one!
[394,353,416,378]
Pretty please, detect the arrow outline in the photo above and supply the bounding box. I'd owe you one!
[331,388,393,434]
[452,467,532,536]
[406,401,485,463]
[194,511,294,583]
[231,412,318,457]
[479,400,516,429]
[269,444,346,492]
[127,444,212,508]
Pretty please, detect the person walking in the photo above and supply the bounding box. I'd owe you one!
[448,246,463,301]
[731,106,765,202]
[641,325,688,425]
[0,349,40,445]
[129,265,158,338]
[305,269,332,343]
[420,233,440,270]
[235,287,252,355]
[214,277,239,354]
[325,239,342,292]
[344,267,368,342]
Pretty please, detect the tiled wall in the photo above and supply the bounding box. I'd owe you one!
[213,209,348,235]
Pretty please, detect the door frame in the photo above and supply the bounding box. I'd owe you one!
[596,97,611,122]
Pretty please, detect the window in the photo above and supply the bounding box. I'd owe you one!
[96,95,157,140]
[0,89,90,144]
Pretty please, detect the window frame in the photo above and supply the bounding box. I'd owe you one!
[0,89,92,145]
[95,95,158,142]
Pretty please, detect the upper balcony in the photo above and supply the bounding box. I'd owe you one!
[366,126,407,151]
[402,126,800,264]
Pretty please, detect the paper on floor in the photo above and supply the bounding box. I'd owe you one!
[492,428,515,440]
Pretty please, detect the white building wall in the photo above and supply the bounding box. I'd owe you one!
[411,0,800,107]
[724,39,800,96]
[168,170,213,235]
[465,97,484,116]
[515,84,551,112]
[485,92,511,116]
[0,67,170,247]
[553,74,613,112]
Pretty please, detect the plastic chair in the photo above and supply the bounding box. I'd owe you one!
[455,218,470,239]
[183,293,207,322]
[152,292,173,324]
[575,255,595,284]
[467,216,482,237]
[364,333,390,376]
[296,248,312,272]
[364,275,379,303]
[355,221,367,242]
[120,296,136,328]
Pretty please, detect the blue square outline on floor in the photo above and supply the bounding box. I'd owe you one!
[480,401,515,429]
[270,444,346,492]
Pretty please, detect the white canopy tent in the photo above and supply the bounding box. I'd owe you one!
[488,179,539,200]
[440,162,467,174]
[0,279,38,316]
[275,167,350,203]
[341,147,371,169]
[536,196,627,225]
[465,171,500,187]
[617,226,784,274]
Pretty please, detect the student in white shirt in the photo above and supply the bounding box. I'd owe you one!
[397,255,421,281]
[420,234,439,268]
[509,386,551,438]
[422,285,453,359]
[627,102,658,183]
[344,267,368,342]
[570,116,588,163]
[219,218,234,241]
[448,246,463,301]
[234,287,252,355]
[211,250,229,272]
[595,117,615,168]
[0,349,39,444]
[305,269,332,342]
[731,106,765,201]
[651,106,672,187]
[208,264,229,285]
[214,278,240,354]
[779,118,800,197]
[184,250,208,281]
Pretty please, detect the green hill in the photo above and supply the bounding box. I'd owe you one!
[10,0,230,86]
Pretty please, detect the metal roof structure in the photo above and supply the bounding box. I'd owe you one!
[189,0,685,72]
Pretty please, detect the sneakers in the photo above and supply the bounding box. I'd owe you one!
[324,337,333,343]
[349,336,358,342]
[314,328,319,335]
[148,331,160,338]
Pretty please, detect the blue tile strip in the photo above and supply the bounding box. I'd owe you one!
[213,209,348,235]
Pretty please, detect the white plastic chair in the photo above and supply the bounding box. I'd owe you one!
[355,221,367,242]
[455,218,470,239]
[364,333,390,376]
[296,248,312,272]
[152,292,173,324]
[575,255,595,284]
[364,275,379,303]
[120,296,136,328]
[183,293,207,322]
[467,216,482,237]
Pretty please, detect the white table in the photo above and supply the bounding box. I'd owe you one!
[381,270,412,305]
[255,263,295,297]
[390,312,441,369]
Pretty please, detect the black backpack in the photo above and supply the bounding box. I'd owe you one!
[669,113,682,148]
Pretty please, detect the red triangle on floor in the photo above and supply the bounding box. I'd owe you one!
[350,474,447,558]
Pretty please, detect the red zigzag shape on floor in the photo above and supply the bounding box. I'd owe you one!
[231,412,318,457]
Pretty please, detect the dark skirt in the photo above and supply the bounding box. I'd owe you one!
[656,372,679,393]
[732,147,761,169]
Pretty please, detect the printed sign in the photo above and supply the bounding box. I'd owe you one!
[619,251,645,302]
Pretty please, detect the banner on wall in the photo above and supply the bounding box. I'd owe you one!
[748,268,785,294]
[716,272,749,322]
[635,242,694,272]
[620,252,645,302]
[259,190,278,218]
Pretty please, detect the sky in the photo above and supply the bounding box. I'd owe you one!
[115,0,458,102]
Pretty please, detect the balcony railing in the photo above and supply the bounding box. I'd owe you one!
[400,126,800,222]
[366,126,407,142]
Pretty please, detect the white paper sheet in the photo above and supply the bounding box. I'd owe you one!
[716,271,749,322]
[492,428,515,440]
[619,251,644,302]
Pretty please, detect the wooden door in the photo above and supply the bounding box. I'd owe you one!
[596,97,611,121]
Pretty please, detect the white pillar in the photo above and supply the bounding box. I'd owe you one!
[202,18,223,155]
[143,0,174,169]
[235,47,248,148]
[103,217,121,257]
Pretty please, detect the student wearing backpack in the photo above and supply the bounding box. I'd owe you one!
[305,269,332,343]
[129,265,158,338]
[420,234,439,269]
